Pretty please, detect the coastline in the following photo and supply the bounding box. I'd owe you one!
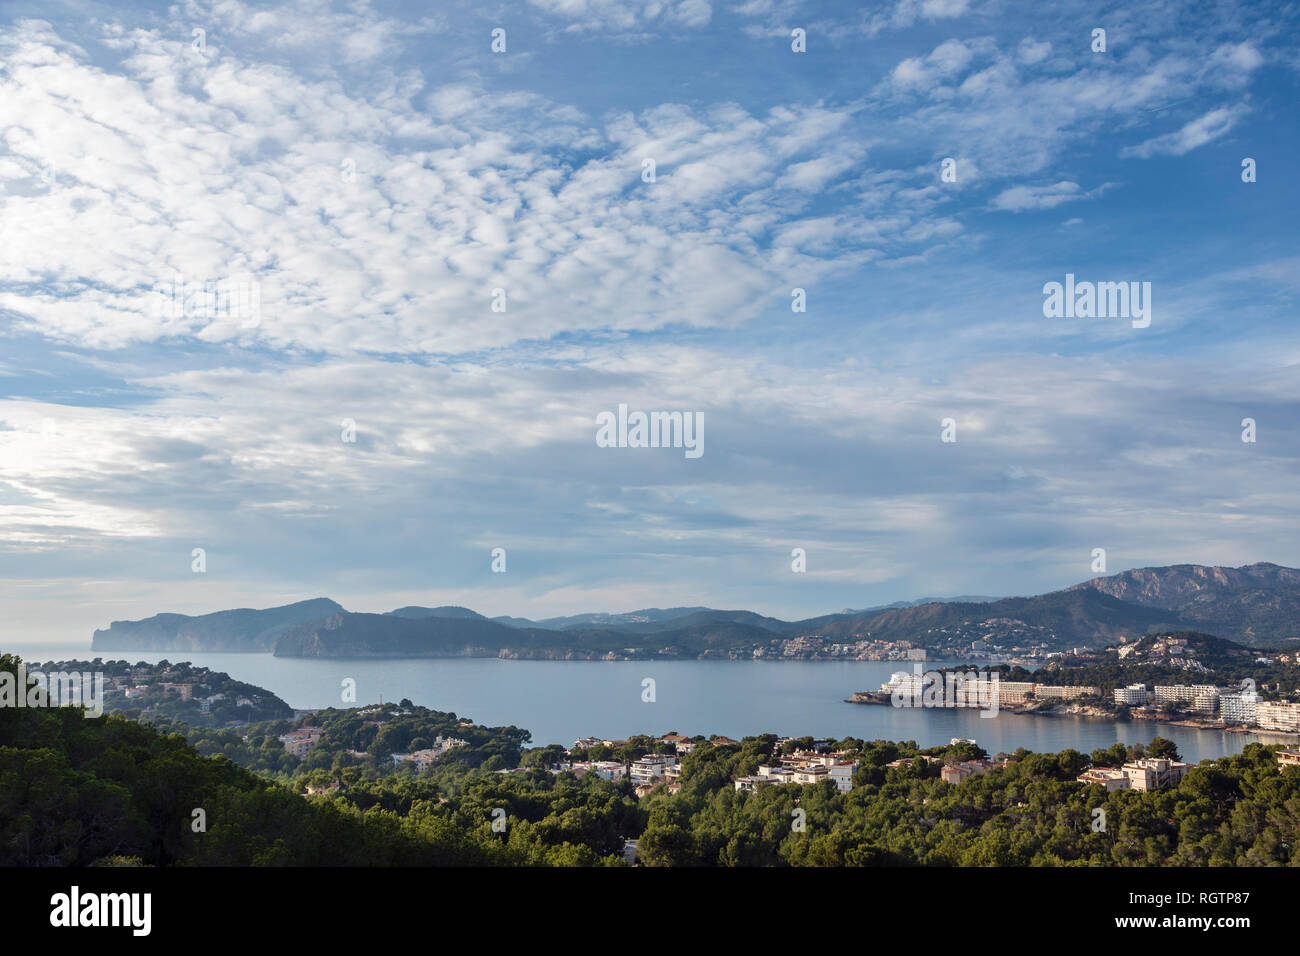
[844,692,1300,740]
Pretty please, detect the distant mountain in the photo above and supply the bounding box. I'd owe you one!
[271,611,782,660]
[91,598,344,653]
[268,590,1172,659]
[490,615,541,629]
[578,609,795,635]
[387,605,488,621]
[1070,562,1300,646]
[839,596,1000,614]
[491,606,795,635]
[802,588,1178,650]
[273,612,565,659]
[531,607,715,630]
[89,562,1300,656]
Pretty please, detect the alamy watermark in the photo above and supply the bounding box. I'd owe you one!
[1043,273,1151,328]
[595,404,703,459]
[152,272,262,328]
[0,662,105,717]
[889,663,1001,718]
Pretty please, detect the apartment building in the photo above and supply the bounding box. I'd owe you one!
[571,760,627,781]
[1121,758,1191,792]
[945,678,1031,707]
[159,682,194,700]
[1033,684,1101,700]
[736,757,858,792]
[1219,691,1259,724]
[828,761,857,793]
[630,754,679,784]
[278,727,325,758]
[1257,700,1300,733]
[1152,684,1220,715]
[995,682,1035,705]
[1114,684,1150,706]
[1077,767,1130,791]
[790,764,830,785]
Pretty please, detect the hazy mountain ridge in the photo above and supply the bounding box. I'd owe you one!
[806,588,1180,648]
[91,598,344,652]
[386,605,488,621]
[1069,562,1300,646]
[89,563,1300,656]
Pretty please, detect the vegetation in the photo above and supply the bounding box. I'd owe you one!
[927,631,1300,714]
[636,735,1300,866]
[159,699,532,778]
[4,652,1299,867]
[33,658,292,727]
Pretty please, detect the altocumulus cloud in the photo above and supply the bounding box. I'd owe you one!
[1,0,1299,640]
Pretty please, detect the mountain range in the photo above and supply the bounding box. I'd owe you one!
[87,562,1300,659]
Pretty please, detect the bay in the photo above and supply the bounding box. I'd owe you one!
[8,642,1291,763]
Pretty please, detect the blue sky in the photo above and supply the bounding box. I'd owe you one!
[1,0,1298,643]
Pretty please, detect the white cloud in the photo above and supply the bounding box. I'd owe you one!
[0,21,909,355]
[870,0,972,36]
[989,180,1112,212]
[1121,106,1245,158]
[1205,42,1265,86]
[529,0,712,32]
[890,39,975,92]
[1017,37,1051,65]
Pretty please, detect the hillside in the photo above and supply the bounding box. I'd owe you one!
[271,611,781,660]
[806,588,1179,650]
[1070,562,1300,646]
[91,598,344,652]
[87,562,1300,657]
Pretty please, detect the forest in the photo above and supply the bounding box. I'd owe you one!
[2,653,1298,866]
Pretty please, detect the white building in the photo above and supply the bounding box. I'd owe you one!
[629,754,679,784]
[790,764,830,785]
[1114,684,1150,706]
[1152,684,1220,715]
[1122,758,1191,791]
[572,760,627,781]
[1077,768,1130,792]
[1034,684,1101,700]
[1220,691,1259,724]
[1257,700,1300,733]
[738,757,860,792]
[393,736,468,771]
[829,761,857,792]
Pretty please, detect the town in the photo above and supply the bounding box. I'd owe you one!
[855,670,1300,733]
[26,659,293,727]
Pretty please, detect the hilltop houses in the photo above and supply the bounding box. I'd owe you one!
[940,758,1006,785]
[278,727,325,758]
[390,736,468,771]
[1077,757,1191,792]
[733,751,858,794]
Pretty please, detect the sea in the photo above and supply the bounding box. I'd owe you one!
[5,642,1292,763]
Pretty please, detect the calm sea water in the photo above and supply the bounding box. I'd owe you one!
[7,642,1290,763]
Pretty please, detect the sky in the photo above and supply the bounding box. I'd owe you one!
[1,0,1298,644]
